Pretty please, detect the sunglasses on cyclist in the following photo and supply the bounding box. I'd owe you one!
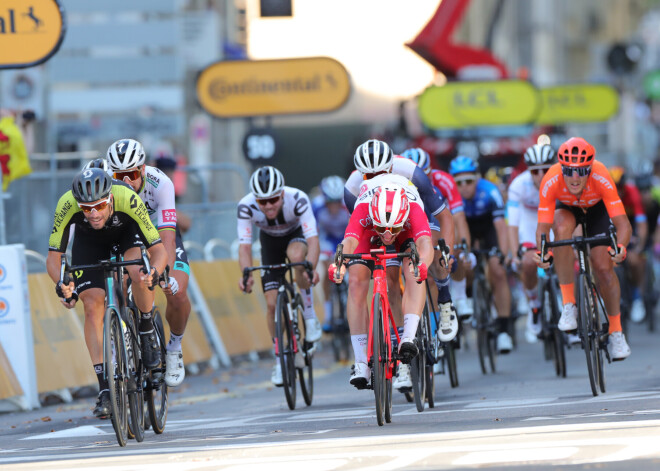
[373,225,403,235]
[256,195,281,206]
[561,166,591,177]
[455,178,476,186]
[78,195,112,214]
[114,168,142,181]
[530,166,551,176]
[363,171,387,180]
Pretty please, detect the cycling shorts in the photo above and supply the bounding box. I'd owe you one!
[259,226,307,292]
[468,218,499,252]
[71,220,146,294]
[556,200,611,247]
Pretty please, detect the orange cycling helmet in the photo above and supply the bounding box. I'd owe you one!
[558,137,595,167]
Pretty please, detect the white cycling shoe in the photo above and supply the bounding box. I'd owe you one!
[349,362,370,390]
[558,303,578,331]
[496,332,513,354]
[271,362,283,387]
[393,363,412,390]
[438,302,459,342]
[608,331,631,361]
[305,318,322,342]
[455,297,474,321]
[630,299,646,323]
[165,349,185,387]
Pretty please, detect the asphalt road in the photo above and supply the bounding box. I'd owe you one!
[2,320,660,470]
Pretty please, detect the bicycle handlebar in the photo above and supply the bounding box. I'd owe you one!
[333,243,420,280]
[241,261,314,293]
[435,238,451,269]
[540,225,618,265]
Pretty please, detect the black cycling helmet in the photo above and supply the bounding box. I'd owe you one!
[71,168,113,203]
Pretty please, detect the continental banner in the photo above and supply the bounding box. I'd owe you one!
[196,57,351,118]
[536,84,619,125]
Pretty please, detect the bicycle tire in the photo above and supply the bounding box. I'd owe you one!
[295,297,313,407]
[104,307,129,447]
[578,274,599,396]
[644,255,656,332]
[385,376,393,424]
[446,340,459,388]
[590,286,606,394]
[146,310,168,434]
[424,308,436,407]
[331,282,351,362]
[411,307,427,412]
[276,291,297,410]
[372,293,386,426]
[473,276,488,375]
[546,279,567,378]
[124,308,144,442]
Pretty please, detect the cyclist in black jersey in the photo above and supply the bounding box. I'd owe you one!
[46,168,168,418]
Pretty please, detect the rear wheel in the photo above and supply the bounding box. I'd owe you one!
[445,340,459,388]
[276,292,297,410]
[146,309,168,434]
[473,276,488,375]
[372,294,386,426]
[104,307,128,447]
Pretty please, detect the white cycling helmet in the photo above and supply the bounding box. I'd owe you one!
[107,139,146,171]
[250,166,285,198]
[369,184,410,230]
[82,157,112,176]
[354,139,393,175]
[524,144,555,167]
[320,175,345,202]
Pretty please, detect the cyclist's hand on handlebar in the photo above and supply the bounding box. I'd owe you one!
[160,276,179,295]
[239,275,254,293]
[408,261,428,284]
[140,266,158,289]
[56,281,78,308]
[328,263,346,284]
[304,268,319,286]
[608,243,627,264]
[533,250,553,269]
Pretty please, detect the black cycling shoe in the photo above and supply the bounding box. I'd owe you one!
[140,330,161,369]
[93,390,111,419]
[398,339,419,364]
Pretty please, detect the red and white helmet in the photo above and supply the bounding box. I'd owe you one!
[369,184,410,230]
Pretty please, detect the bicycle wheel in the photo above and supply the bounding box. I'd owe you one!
[384,375,393,424]
[295,297,313,407]
[146,309,168,434]
[276,292,297,410]
[473,276,489,375]
[104,307,129,447]
[644,255,656,332]
[331,282,351,362]
[590,287,606,393]
[545,279,566,378]
[410,308,427,412]
[424,310,436,407]
[578,274,599,396]
[124,308,144,442]
[445,339,459,388]
[372,293,386,426]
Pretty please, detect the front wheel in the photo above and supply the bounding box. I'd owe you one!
[372,293,386,426]
[146,309,168,434]
[410,309,427,413]
[104,307,129,447]
[125,308,144,442]
[276,292,297,410]
[295,297,313,406]
[578,274,599,397]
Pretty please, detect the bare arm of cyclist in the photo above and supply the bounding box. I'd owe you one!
[46,250,77,308]
[305,235,321,284]
[159,229,177,280]
[435,206,455,254]
[238,243,254,292]
[494,217,509,258]
[143,242,168,287]
[453,211,471,249]
[610,214,632,263]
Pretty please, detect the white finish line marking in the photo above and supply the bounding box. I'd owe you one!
[23,425,109,440]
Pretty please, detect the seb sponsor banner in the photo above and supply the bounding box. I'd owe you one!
[0,0,66,70]
[196,57,351,118]
[0,244,38,410]
[536,85,619,125]
[418,81,619,129]
[418,80,541,129]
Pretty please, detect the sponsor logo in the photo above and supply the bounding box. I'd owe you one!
[0,265,5,283]
[0,298,8,318]
[359,216,373,228]
[358,184,368,197]
[162,209,177,223]
[53,200,73,229]
[592,173,613,189]
[541,175,560,198]
[147,175,160,188]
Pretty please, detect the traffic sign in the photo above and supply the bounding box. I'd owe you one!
[418,80,540,129]
[0,0,65,70]
[536,85,619,125]
[196,57,351,118]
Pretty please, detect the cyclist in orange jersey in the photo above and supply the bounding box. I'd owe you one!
[533,137,632,360]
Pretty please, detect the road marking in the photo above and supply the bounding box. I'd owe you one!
[453,446,579,465]
[22,425,110,440]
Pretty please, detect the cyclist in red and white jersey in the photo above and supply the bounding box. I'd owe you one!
[237,166,321,386]
[609,166,649,322]
[329,182,433,389]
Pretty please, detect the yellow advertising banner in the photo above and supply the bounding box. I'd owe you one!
[536,84,619,125]
[418,80,541,129]
[196,57,351,118]
[0,0,65,69]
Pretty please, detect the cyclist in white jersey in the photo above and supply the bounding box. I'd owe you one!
[507,144,555,343]
[237,166,321,386]
[106,139,189,387]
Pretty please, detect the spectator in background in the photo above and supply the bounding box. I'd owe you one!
[154,155,192,234]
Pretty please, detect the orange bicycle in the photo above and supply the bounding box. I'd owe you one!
[334,242,420,426]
